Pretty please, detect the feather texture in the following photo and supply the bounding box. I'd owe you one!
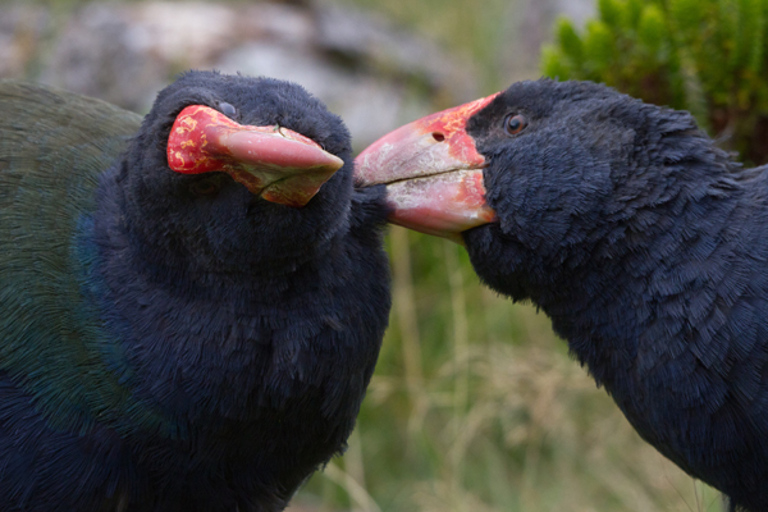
[0,73,390,512]
[462,80,768,512]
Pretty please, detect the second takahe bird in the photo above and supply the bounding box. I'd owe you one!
[0,70,390,511]
[355,78,768,512]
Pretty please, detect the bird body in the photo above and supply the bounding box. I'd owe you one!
[356,79,768,511]
[0,73,390,511]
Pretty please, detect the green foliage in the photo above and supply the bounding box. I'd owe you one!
[313,1,724,510]
[542,0,768,165]
[14,1,727,510]
[297,231,721,512]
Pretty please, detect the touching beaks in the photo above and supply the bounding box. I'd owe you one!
[167,105,344,207]
[354,93,499,243]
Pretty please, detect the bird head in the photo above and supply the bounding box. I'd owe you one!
[356,79,737,297]
[114,70,356,273]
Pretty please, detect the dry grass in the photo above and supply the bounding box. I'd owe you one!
[298,2,726,510]
[292,229,723,512]
[19,0,727,509]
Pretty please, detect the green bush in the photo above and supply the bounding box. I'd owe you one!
[541,0,768,165]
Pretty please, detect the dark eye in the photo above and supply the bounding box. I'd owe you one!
[219,102,237,118]
[504,114,527,135]
[189,177,221,197]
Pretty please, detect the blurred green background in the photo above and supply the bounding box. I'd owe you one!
[0,0,733,510]
[310,1,722,511]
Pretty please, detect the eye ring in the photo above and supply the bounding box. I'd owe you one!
[218,101,237,119]
[504,114,527,135]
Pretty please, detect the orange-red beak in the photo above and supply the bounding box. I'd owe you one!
[355,93,499,243]
[168,105,344,207]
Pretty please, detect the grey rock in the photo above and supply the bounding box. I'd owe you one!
[3,1,481,147]
[0,5,49,78]
[0,0,594,147]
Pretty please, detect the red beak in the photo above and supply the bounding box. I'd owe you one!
[354,93,499,243]
[167,105,344,207]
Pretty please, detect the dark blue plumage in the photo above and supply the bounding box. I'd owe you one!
[463,81,768,511]
[0,71,390,511]
[356,79,768,511]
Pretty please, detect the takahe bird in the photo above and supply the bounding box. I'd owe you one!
[0,70,390,511]
[355,78,768,512]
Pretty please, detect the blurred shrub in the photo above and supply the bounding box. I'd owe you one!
[541,0,768,165]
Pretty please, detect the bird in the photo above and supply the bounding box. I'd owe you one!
[355,78,768,512]
[0,70,391,512]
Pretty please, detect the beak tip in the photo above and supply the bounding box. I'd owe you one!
[329,154,345,172]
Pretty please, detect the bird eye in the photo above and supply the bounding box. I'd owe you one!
[503,114,527,135]
[218,102,237,118]
[189,177,221,197]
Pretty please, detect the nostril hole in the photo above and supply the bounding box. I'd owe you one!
[432,132,445,142]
